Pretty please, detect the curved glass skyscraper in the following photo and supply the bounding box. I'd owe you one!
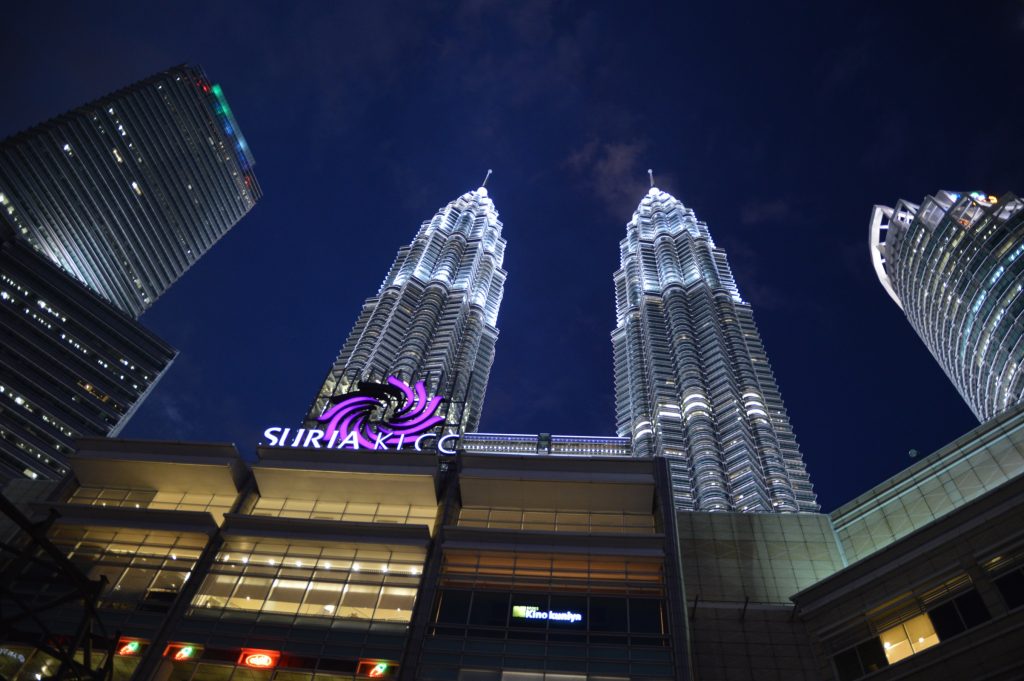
[871,190,1024,421]
[306,186,506,436]
[612,187,817,512]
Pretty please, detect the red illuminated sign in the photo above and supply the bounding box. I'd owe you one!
[117,640,141,656]
[238,649,279,669]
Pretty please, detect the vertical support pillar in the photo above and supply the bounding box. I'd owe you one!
[130,475,255,680]
[398,456,457,680]
[654,456,695,681]
[964,561,1010,619]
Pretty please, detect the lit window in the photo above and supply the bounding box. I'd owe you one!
[880,613,939,664]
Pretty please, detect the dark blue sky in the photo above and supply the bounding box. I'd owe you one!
[2,1,1021,510]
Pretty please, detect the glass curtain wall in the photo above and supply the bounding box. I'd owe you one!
[192,540,425,623]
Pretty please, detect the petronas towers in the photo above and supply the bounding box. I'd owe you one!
[612,186,817,511]
[307,179,816,513]
[305,185,506,437]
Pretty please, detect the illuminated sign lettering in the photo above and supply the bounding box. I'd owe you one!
[511,605,583,624]
[263,377,458,454]
[163,644,199,661]
[357,660,396,678]
[0,648,25,663]
[239,649,279,669]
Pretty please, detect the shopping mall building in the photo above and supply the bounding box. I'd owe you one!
[1,402,1023,681]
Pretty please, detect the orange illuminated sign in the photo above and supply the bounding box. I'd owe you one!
[238,649,279,669]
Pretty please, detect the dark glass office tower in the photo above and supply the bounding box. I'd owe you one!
[0,218,175,481]
[0,64,260,317]
[612,186,817,512]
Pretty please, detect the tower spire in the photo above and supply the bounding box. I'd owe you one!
[648,169,654,188]
[482,169,492,188]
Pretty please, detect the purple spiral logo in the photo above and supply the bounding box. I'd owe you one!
[317,376,445,449]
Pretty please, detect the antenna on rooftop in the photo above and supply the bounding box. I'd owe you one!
[482,169,492,187]
[648,169,654,188]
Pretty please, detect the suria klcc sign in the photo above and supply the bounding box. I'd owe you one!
[263,376,459,454]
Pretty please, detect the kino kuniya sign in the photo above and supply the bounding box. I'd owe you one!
[263,376,459,454]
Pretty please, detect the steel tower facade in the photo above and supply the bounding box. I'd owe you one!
[0,218,176,480]
[305,186,506,436]
[0,64,260,317]
[871,190,1024,421]
[612,187,817,512]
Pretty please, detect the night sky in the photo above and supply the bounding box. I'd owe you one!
[2,2,1022,511]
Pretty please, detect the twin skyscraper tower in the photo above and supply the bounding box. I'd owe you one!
[302,180,819,513]
[0,64,817,511]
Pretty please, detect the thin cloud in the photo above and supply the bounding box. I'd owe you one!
[740,199,791,225]
[566,139,650,216]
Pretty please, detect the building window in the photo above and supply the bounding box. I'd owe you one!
[994,567,1024,610]
[925,589,991,639]
[833,588,992,680]
[192,540,424,623]
[832,639,888,681]
[441,550,663,595]
[250,497,437,532]
[32,526,205,611]
[879,613,939,664]
[69,486,236,522]
[434,589,665,640]
[456,507,655,534]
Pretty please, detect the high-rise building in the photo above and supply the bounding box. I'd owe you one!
[0,64,260,317]
[611,186,817,512]
[0,217,175,481]
[0,64,258,480]
[305,184,506,437]
[870,190,1024,422]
